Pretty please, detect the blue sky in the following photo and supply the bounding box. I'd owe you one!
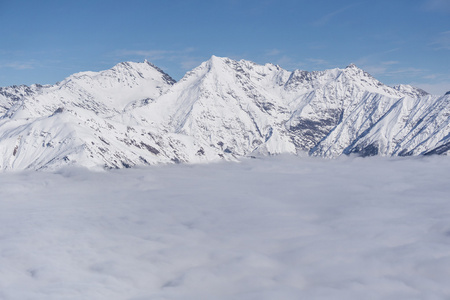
[0,0,449,94]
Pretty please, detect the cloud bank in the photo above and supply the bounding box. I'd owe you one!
[1,156,450,299]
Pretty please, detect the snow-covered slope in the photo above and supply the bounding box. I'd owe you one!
[392,84,429,98]
[0,61,185,170]
[0,85,40,115]
[129,56,296,157]
[4,60,175,119]
[312,93,450,157]
[0,56,448,170]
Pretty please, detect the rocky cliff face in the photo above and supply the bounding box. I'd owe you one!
[0,56,448,170]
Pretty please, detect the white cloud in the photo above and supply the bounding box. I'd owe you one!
[382,60,400,65]
[0,61,36,70]
[1,156,450,298]
[354,48,401,70]
[431,31,450,50]
[307,58,328,65]
[313,3,358,26]
[265,49,281,56]
[116,49,171,59]
[271,55,305,70]
[361,65,389,76]
[113,48,201,75]
[423,74,438,79]
[180,58,202,70]
[355,55,425,78]
[364,66,422,77]
[307,41,328,50]
[411,81,450,95]
[386,67,426,76]
[114,48,196,61]
[423,0,450,12]
[362,61,399,75]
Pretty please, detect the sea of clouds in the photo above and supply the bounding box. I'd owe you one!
[1,155,450,299]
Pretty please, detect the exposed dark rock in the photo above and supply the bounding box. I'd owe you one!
[121,161,132,168]
[424,142,450,155]
[140,142,160,155]
[196,148,205,156]
[99,137,110,145]
[347,143,379,157]
[398,149,414,156]
[53,107,64,115]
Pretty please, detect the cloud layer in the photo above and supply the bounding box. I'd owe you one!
[1,156,450,299]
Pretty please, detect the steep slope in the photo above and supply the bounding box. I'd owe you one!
[0,108,215,170]
[129,55,296,157]
[129,57,415,158]
[350,94,450,156]
[283,64,406,151]
[311,93,450,157]
[0,85,42,115]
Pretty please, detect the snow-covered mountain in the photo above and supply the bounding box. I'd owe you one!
[0,56,448,170]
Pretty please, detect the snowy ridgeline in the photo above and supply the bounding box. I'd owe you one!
[0,56,449,171]
[1,156,450,299]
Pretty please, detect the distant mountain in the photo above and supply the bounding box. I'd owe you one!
[0,56,448,170]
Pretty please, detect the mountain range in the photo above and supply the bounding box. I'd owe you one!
[0,56,449,171]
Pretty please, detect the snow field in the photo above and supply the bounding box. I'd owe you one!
[0,156,450,299]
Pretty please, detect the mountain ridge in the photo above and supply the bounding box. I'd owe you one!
[0,56,448,171]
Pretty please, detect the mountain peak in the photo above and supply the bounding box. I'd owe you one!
[344,64,376,78]
[343,63,377,80]
[209,55,228,63]
[204,55,230,70]
[346,63,358,69]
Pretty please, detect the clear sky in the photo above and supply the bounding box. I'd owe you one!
[0,0,449,94]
